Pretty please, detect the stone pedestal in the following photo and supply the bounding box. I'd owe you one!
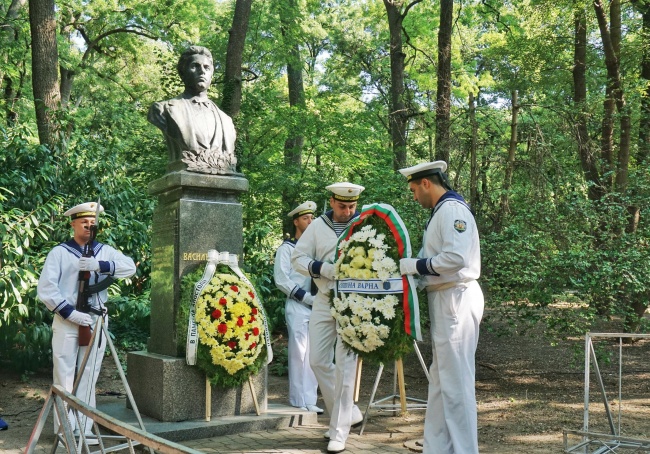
[127,170,267,422]
[126,352,267,421]
[146,170,248,357]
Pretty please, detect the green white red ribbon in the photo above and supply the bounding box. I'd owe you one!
[336,203,422,341]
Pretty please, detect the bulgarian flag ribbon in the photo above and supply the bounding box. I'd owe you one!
[337,203,422,341]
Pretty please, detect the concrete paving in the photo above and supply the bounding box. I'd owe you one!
[180,414,421,454]
[21,396,425,454]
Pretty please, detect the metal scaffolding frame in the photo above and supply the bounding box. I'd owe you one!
[563,332,650,453]
[25,385,201,454]
[25,317,167,454]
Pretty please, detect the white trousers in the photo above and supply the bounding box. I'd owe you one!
[285,299,318,407]
[52,313,106,435]
[423,280,484,454]
[309,293,360,444]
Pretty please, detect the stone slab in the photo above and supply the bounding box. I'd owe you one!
[98,397,317,443]
[148,170,249,200]
[127,351,267,422]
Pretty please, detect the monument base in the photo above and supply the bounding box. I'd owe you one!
[127,351,267,422]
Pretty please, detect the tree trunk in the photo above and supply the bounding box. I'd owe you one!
[1,0,27,124]
[59,66,75,108]
[594,0,633,217]
[279,0,307,233]
[469,91,479,210]
[28,0,60,148]
[435,0,453,164]
[279,0,306,170]
[573,5,603,202]
[496,90,519,232]
[222,0,253,119]
[384,0,408,170]
[594,0,631,193]
[638,2,650,165]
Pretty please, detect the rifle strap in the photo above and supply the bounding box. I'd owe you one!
[85,277,116,295]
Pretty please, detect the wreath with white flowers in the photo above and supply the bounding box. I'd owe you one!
[332,203,421,364]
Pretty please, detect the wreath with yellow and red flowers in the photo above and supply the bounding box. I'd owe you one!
[194,268,266,387]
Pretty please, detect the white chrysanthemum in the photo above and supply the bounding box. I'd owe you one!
[376,268,391,281]
[367,237,384,248]
[381,257,398,271]
[332,219,408,354]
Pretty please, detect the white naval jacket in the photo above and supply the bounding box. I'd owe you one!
[38,240,136,316]
[274,238,312,304]
[291,211,358,295]
[418,191,481,287]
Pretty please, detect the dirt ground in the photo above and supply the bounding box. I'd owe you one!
[2,313,650,453]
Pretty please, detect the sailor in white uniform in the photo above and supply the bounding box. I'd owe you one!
[37,201,136,438]
[398,161,484,454]
[291,183,365,454]
[273,201,323,414]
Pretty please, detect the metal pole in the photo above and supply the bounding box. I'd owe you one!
[359,363,384,435]
[589,338,617,435]
[100,319,154,454]
[583,333,590,451]
[617,337,622,437]
[413,341,431,382]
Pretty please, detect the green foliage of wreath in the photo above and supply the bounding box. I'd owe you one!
[198,343,267,388]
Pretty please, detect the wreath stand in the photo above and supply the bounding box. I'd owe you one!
[357,340,430,435]
[204,376,261,421]
[45,316,153,453]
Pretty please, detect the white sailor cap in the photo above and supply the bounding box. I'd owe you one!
[63,201,104,220]
[326,182,365,202]
[398,161,448,182]
[287,201,317,219]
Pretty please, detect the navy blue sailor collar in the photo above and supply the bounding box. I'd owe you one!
[426,190,471,229]
[323,209,361,231]
[61,239,102,256]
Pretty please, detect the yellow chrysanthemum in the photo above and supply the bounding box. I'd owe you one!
[195,272,265,376]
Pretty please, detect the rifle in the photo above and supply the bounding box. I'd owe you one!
[76,199,100,347]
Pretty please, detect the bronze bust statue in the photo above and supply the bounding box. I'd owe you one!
[148,46,237,175]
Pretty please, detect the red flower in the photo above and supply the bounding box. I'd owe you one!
[211,309,222,319]
[245,333,250,340]
[249,342,256,350]
[248,291,255,299]
[236,317,244,327]
[228,341,237,350]
[251,307,258,315]
[250,315,256,322]
[217,323,228,334]
[252,327,260,336]
[219,297,228,306]
[230,285,239,292]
